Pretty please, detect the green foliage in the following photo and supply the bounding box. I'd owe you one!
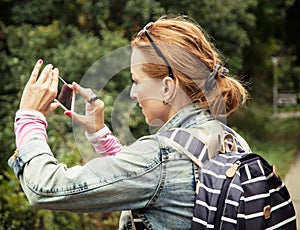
[159,0,257,72]
[1,0,300,229]
[275,54,300,93]
[243,0,300,101]
[122,0,166,37]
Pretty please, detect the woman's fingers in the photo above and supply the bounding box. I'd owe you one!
[48,101,61,114]
[72,82,96,103]
[66,82,105,133]
[21,61,61,116]
[29,60,55,85]
[67,110,103,133]
[50,68,59,92]
[38,63,54,84]
[64,110,89,129]
[29,59,44,83]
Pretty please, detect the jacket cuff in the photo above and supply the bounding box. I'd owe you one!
[84,125,111,144]
[8,138,53,178]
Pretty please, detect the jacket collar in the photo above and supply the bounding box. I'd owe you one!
[158,104,213,132]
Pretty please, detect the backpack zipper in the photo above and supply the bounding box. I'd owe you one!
[214,161,241,229]
[214,155,261,229]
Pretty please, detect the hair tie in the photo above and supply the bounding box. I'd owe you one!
[211,64,220,79]
[204,64,220,92]
[220,66,229,77]
[205,64,229,92]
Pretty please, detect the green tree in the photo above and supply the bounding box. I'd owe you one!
[158,0,257,72]
[1,0,300,229]
[243,0,298,101]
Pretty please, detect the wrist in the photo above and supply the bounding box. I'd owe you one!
[85,123,105,134]
[15,109,46,121]
[85,125,111,144]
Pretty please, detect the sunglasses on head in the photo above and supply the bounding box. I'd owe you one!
[137,22,174,79]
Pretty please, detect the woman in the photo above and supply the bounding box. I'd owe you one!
[9,15,250,229]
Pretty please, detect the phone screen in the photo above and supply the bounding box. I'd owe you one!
[55,77,75,111]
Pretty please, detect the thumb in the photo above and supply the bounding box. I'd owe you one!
[64,110,83,123]
[64,110,99,133]
[49,101,61,112]
[43,102,61,116]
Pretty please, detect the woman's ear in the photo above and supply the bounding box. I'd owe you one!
[162,76,176,104]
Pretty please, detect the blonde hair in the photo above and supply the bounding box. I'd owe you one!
[131,15,248,115]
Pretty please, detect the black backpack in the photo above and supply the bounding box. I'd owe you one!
[159,128,297,230]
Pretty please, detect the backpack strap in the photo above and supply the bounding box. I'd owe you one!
[158,128,211,168]
[158,125,249,166]
[221,123,251,153]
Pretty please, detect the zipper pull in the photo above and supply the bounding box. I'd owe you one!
[196,180,200,194]
[226,161,241,178]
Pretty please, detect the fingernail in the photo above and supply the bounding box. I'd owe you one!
[65,111,72,117]
[38,59,43,64]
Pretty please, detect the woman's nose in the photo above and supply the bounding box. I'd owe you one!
[130,84,137,100]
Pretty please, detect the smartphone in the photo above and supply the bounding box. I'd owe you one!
[54,76,75,111]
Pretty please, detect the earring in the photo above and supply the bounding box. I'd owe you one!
[163,100,168,105]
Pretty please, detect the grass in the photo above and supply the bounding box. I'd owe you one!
[250,141,298,177]
[277,104,300,113]
[261,116,300,177]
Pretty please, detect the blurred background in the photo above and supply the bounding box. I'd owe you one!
[0,0,299,229]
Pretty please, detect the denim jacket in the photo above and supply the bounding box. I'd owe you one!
[8,104,250,230]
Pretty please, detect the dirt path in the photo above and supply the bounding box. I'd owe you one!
[284,150,300,228]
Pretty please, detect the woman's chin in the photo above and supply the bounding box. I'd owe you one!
[147,118,165,127]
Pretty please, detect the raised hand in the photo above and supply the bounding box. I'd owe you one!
[65,82,105,133]
[20,59,60,116]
